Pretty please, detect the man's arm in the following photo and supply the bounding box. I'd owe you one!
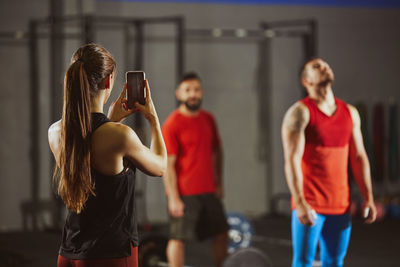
[347,105,377,223]
[281,102,314,225]
[163,155,184,217]
[210,115,224,199]
[214,145,224,199]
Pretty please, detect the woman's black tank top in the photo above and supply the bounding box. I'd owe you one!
[59,113,138,260]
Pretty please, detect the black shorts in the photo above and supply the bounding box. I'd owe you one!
[169,193,229,241]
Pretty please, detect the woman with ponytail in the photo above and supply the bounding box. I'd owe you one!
[48,43,167,267]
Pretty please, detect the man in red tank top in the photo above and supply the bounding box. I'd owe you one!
[282,58,377,267]
[162,73,229,267]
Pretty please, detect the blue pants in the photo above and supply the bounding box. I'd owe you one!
[291,210,352,267]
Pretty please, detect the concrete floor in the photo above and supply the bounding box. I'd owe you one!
[252,215,400,267]
[0,215,399,267]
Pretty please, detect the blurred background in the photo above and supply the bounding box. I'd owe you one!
[0,0,399,266]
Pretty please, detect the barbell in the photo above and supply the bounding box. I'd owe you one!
[138,212,274,267]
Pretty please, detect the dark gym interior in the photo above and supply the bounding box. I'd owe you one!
[1,0,400,266]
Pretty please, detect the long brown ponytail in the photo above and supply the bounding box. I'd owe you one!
[55,44,116,213]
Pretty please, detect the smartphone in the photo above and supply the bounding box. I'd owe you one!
[126,71,146,109]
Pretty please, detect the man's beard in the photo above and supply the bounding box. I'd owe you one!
[318,79,333,88]
[183,98,202,111]
[318,73,334,87]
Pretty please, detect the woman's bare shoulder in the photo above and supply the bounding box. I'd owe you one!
[48,120,62,162]
[48,120,61,133]
[48,120,61,144]
[95,121,133,138]
[92,122,138,151]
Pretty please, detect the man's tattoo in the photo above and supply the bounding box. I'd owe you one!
[286,106,306,132]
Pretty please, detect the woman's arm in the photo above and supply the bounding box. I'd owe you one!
[48,120,62,167]
[119,80,167,176]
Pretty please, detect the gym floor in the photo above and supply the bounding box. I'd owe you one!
[0,215,398,267]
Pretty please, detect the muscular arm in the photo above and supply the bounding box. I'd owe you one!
[163,155,184,217]
[163,156,179,200]
[347,105,376,223]
[281,102,314,225]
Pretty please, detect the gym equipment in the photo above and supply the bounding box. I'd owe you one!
[25,14,318,229]
[226,212,255,253]
[355,102,372,159]
[387,204,400,220]
[222,247,272,267]
[138,212,272,266]
[374,202,386,222]
[138,235,168,267]
[138,234,275,267]
[138,234,197,267]
[388,102,399,182]
[138,211,256,264]
[372,103,385,182]
[258,19,317,213]
[28,14,185,230]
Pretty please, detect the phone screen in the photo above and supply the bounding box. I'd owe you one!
[126,71,146,109]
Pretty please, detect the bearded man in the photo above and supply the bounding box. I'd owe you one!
[162,72,228,267]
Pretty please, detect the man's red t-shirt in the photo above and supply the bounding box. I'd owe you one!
[162,109,221,196]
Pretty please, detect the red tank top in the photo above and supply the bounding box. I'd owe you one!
[293,97,353,214]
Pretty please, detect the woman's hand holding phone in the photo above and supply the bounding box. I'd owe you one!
[133,80,159,124]
[108,78,159,126]
[107,84,136,122]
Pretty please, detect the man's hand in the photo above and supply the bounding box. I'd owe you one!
[296,201,316,226]
[363,200,377,224]
[168,197,185,218]
[215,184,224,199]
